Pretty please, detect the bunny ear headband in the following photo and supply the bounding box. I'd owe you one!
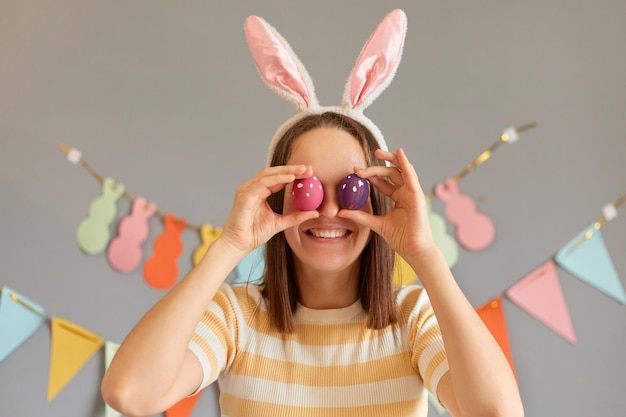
[244,9,408,166]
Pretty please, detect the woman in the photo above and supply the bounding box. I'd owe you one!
[102,10,524,417]
[102,113,523,417]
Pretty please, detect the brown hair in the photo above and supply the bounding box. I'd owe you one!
[262,112,397,333]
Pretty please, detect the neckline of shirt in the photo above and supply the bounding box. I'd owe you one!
[294,299,364,322]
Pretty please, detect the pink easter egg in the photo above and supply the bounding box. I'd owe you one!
[338,173,370,210]
[292,176,324,211]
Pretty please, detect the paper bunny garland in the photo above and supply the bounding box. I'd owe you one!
[244,9,408,166]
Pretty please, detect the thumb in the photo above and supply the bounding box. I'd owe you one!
[277,210,320,233]
[338,209,382,236]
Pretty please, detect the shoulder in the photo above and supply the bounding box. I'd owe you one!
[226,283,264,302]
[394,284,430,308]
[216,283,267,318]
[394,284,434,324]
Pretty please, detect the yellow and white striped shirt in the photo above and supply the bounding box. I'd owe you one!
[189,283,448,417]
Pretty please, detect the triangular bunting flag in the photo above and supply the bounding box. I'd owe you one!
[104,341,122,417]
[476,297,517,377]
[0,286,47,362]
[48,317,104,401]
[233,245,265,285]
[392,253,418,286]
[166,392,203,417]
[555,225,625,304]
[505,260,576,344]
[104,340,120,369]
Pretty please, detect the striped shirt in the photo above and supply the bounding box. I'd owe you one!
[188,283,449,417]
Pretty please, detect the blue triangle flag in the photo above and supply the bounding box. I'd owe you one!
[232,245,265,286]
[555,225,626,304]
[0,286,47,362]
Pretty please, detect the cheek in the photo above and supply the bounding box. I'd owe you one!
[282,221,299,253]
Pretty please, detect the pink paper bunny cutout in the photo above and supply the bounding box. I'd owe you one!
[107,196,158,273]
[434,178,495,251]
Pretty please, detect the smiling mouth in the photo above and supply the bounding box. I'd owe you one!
[307,228,350,239]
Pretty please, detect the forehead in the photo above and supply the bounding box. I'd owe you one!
[286,127,368,170]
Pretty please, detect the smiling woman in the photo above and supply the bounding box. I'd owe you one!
[101,9,524,417]
[265,112,395,327]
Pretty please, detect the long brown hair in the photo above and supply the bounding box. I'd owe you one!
[262,112,397,333]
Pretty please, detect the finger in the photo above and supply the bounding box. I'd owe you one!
[294,165,315,179]
[337,209,383,236]
[356,165,404,187]
[373,149,398,166]
[364,174,397,198]
[394,148,422,191]
[376,148,421,191]
[259,164,310,179]
[259,173,301,195]
[251,165,311,197]
[276,210,320,232]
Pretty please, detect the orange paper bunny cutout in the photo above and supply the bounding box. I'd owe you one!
[143,214,186,290]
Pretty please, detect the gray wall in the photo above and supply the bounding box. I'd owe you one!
[1,1,625,416]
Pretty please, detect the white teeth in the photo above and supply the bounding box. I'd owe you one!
[309,229,347,239]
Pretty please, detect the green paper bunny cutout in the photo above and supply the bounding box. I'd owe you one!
[427,197,459,268]
[77,177,126,255]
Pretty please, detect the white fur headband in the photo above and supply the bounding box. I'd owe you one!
[244,9,408,166]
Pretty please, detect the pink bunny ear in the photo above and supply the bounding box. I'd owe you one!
[132,196,157,217]
[344,9,407,111]
[244,16,319,111]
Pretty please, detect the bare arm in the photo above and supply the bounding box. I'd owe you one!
[101,164,318,417]
[341,148,523,417]
[101,238,243,416]
[409,246,522,417]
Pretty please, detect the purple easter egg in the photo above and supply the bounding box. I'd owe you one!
[338,174,370,210]
[292,176,324,211]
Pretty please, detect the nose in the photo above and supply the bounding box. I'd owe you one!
[317,187,340,217]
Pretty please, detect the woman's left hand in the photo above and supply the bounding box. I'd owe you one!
[338,148,437,264]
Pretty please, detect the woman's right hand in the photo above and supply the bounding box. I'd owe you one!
[219,164,320,257]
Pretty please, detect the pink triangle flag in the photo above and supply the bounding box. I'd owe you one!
[505,260,577,344]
